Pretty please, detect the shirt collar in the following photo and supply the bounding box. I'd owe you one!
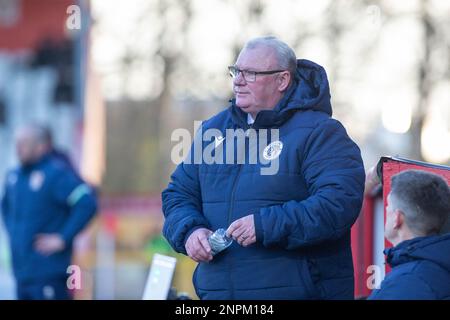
[247,113,255,125]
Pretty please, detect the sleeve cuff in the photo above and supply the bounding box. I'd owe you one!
[183,225,206,248]
[253,211,263,243]
[60,231,73,247]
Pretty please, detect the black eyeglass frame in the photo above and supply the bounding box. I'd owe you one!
[228,65,286,82]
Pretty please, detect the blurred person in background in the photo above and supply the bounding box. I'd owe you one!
[1,124,97,300]
[364,165,381,196]
[162,36,365,300]
[369,170,450,300]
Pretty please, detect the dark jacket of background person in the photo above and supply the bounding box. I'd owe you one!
[162,59,366,300]
[1,152,97,284]
[369,233,450,300]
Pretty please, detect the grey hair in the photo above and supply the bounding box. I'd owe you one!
[243,36,297,75]
[18,123,53,146]
[390,170,450,236]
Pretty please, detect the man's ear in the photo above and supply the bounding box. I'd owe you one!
[393,209,405,230]
[277,71,291,92]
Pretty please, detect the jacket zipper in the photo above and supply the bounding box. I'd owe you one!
[226,163,244,300]
[226,122,253,299]
[226,123,252,226]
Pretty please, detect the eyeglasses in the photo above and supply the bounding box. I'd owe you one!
[228,65,285,82]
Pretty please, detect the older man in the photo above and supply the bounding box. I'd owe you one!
[369,170,450,300]
[162,36,365,299]
[1,124,97,299]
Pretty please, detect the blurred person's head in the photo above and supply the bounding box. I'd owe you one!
[15,124,53,166]
[231,36,296,119]
[385,170,450,246]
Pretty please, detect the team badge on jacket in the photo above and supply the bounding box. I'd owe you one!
[29,171,45,191]
[263,141,283,161]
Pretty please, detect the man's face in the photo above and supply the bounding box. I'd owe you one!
[16,129,40,166]
[233,47,285,117]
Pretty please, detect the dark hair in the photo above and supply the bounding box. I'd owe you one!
[391,170,450,235]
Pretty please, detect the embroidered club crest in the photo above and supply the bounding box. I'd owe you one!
[29,171,45,191]
[263,141,283,161]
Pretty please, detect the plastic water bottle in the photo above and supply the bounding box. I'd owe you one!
[208,228,233,256]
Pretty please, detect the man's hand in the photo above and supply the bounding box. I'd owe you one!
[227,214,256,247]
[365,165,381,195]
[185,228,213,263]
[34,233,66,256]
